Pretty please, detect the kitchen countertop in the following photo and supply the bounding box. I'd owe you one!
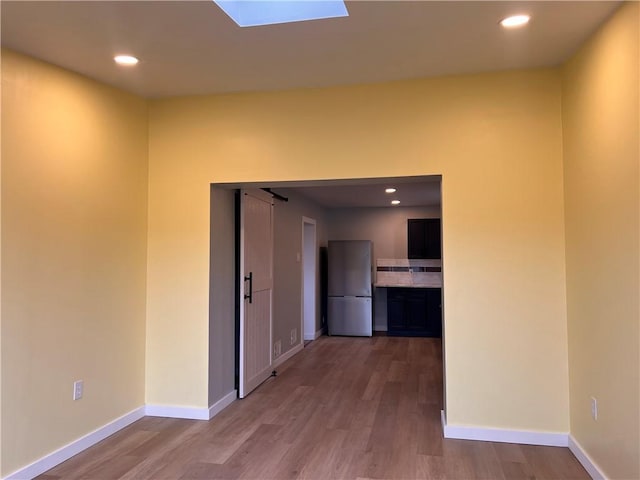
[375,282,441,288]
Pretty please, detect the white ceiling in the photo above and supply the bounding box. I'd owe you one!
[218,176,441,208]
[290,177,441,208]
[1,1,619,99]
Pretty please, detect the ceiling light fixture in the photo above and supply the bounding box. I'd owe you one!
[214,0,348,28]
[391,200,400,205]
[114,55,139,66]
[500,14,530,28]
[385,188,397,193]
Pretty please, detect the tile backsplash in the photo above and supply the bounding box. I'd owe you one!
[375,258,442,288]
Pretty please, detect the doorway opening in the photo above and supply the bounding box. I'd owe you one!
[302,217,317,342]
[211,175,446,417]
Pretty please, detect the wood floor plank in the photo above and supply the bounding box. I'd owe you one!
[220,423,290,479]
[118,422,213,479]
[177,461,230,480]
[45,429,156,478]
[37,336,589,480]
[492,441,528,464]
[443,455,479,479]
[415,454,446,480]
[499,460,538,480]
[465,441,507,480]
[521,444,590,480]
[78,455,142,480]
[297,428,349,479]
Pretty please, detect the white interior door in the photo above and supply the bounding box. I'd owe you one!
[239,189,274,398]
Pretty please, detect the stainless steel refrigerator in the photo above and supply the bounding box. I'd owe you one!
[327,240,373,336]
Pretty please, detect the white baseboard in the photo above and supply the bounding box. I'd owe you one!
[569,435,607,480]
[273,342,303,368]
[440,410,569,447]
[373,326,388,332]
[146,391,236,421]
[303,328,323,341]
[4,406,145,480]
[145,404,210,420]
[208,390,237,419]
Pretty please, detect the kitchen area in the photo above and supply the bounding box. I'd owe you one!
[326,218,442,338]
[280,177,442,339]
[375,217,442,337]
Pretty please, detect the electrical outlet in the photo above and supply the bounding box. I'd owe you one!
[73,380,84,400]
[273,340,281,359]
[591,397,598,420]
[290,328,297,345]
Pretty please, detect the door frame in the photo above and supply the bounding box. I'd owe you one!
[215,176,445,416]
[301,216,317,342]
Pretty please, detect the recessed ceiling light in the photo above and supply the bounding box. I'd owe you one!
[385,188,397,194]
[114,55,139,66]
[500,14,530,28]
[391,200,401,205]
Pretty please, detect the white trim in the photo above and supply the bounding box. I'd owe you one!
[301,216,317,345]
[145,404,210,420]
[373,326,388,332]
[239,191,247,398]
[440,410,569,447]
[273,342,303,368]
[145,390,237,422]
[208,390,237,419]
[304,328,323,341]
[569,435,607,480]
[3,407,145,480]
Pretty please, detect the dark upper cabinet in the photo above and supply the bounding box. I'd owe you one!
[407,218,441,259]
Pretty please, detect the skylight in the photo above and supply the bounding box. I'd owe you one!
[214,1,348,27]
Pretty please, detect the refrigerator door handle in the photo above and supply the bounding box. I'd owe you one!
[244,272,253,303]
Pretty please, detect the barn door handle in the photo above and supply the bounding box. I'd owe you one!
[244,272,253,303]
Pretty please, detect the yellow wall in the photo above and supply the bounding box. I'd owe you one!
[0,48,4,478]
[562,3,639,479]
[1,50,149,475]
[3,5,637,473]
[147,69,570,431]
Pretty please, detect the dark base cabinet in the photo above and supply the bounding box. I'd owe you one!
[387,287,442,337]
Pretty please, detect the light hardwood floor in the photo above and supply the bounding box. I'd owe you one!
[39,336,588,479]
